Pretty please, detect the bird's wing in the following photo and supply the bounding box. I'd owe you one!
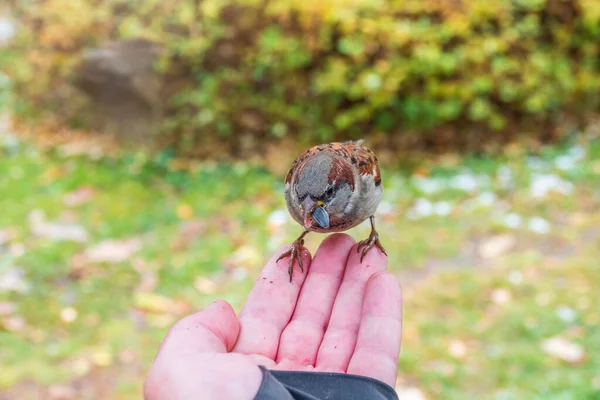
[329,142,382,187]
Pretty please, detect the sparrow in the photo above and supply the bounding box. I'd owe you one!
[278,140,386,281]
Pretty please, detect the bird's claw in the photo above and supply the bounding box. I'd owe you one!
[277,237,305,282]
[357,229,387,262]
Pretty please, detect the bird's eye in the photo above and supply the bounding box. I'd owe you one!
[325,187,335,197]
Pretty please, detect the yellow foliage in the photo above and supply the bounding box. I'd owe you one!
[7,0,600,152]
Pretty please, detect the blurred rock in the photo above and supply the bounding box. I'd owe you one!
[72,38,168,143]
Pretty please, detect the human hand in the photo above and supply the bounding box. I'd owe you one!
[144,233,402,400]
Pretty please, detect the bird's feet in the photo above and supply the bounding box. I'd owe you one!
[357,216,387,262]
[277,231,309,282]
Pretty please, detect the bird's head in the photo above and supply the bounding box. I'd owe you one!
[293,153,355,231]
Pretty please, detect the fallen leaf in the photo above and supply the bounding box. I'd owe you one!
[60,307,78,323]
[209,215,241,237]
[9,243,25,258]
[562,326,584,340]
[134,292,189,315]
[84,238,142,263]
[177,204,194,220]
[91,348,113,367]
[48,385,77,400]
[146,314,177,328]
[448,339,468,358]
[63,186,95,206]
[556,305,577,324]
[0,301,16,316]
[479,234,516,259]
[413,166,429,177]
[0,267,30,294]
[528,217,551,234]
[132,258,158,292]
[2,315,25,332]
[438,153,461,167]
[227,245,261,267]
[508,270,523,285]
[84,313,101,327]
[29,210,88,243]
[119,348,137,364]
[70,357,92,377]
[41,165,63,183]
[171,219,205,251]
[0,228,15,246]
[394,387,427,400]
[541,337,585,364]
[491,288,512,305]
[267,210,288,231]
[194,277,218,294]
[576,296,591,310]
[568,213,587,226]
[27,328,48,344]
[426,360,455,376]
[230,267,248,282]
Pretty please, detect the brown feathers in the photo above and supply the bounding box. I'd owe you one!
[284,141,381,187]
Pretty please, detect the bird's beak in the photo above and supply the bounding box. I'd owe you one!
[311,204,329,228]
[302,198,330,229]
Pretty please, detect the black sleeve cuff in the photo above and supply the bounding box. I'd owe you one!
[254,366,399,400]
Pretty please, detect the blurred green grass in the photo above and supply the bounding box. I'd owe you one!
[1,133,600,398]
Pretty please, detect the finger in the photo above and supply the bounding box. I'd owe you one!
[276,234,355,366]
[315,242,387,371]
[232,244,311,358]
[347,272,402,387]
[146,301,262,400]
[155,300,240,359]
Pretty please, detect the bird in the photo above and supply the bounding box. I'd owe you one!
[278,140,386,282]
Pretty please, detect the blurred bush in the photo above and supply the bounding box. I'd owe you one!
[5,0,600,155]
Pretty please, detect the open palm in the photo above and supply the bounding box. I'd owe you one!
[144,233,402,400]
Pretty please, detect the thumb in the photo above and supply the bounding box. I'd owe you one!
[155,299,240,358]
[145,301,263,400]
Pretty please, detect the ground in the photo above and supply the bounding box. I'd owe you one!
[1,124,599,399]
